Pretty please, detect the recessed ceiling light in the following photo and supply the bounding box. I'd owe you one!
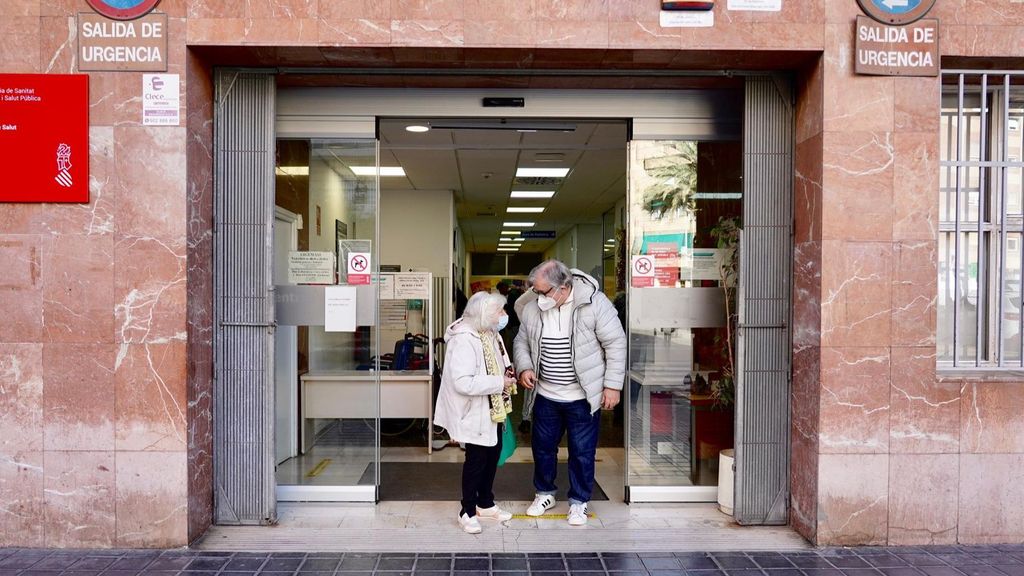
[511,191,556,199]
[499,237,514,242]
[507,207,545,213]
[350,166,406,177]
[503,222,535,227]
[516,167,570,178]
[512,237,525,242]
[500,230,521,236]
[497,248,519,252]
[405,125,430,133]
[607,238,615,242]
[498,243,519,248]
[276,166,309,176]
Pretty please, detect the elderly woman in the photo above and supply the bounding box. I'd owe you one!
[434,291,517,534]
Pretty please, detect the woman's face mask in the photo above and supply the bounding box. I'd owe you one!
[495,313,509,331]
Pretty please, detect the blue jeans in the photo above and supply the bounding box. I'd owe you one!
[532,394,601,506]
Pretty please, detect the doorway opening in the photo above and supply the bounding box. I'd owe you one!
[270,110,746,514]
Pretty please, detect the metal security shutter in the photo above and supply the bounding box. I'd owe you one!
[734,76,793,525]
[213,70,276,525]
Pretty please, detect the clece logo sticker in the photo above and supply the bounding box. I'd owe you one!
[85,0,162,20]
[856,0,937,25]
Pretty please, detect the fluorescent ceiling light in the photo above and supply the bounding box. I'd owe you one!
[516,167,570,178]
[507,207,545,213]
[693,192,742,200]
[498,244,520,248]
[503,222,535,227]
[350,166,406,177]
[500,230,521,236]
[511,191,556,199]
[405,125,430,133]
[499,237,514,242]
[512,237,525,242]
[497,248,519,252]
[607,238,615,242]
[276,166,309,176]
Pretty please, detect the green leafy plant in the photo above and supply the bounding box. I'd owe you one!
[708,215,742,409]
[641,141,699,217]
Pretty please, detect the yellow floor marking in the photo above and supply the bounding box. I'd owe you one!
[306,458,332,478]
[510,513,596,520]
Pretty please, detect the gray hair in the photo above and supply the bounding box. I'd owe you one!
[529,259,572,288]
[462,291,506,332]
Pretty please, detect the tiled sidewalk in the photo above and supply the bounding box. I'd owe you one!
[2,546,1024,576]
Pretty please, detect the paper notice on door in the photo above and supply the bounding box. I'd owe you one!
[325,286,357,332]
[394,272,431,299]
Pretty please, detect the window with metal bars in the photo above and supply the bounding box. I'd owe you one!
[938,71,1024,370]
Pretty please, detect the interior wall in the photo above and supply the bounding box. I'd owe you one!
[381,189,453,278]
[576,223,604,282]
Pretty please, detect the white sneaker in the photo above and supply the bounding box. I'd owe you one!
[568,502,588,526]
[526,493,556,517]
[476,505,513,522]
[459,513,482,534]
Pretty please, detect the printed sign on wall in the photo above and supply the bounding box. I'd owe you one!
[0,74,89,203]
[142,74,179,125]
[78,12,168,72]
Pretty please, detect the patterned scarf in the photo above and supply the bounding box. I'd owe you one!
[480,332,515,423]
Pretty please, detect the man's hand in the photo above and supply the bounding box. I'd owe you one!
[519,369,537,390]
[601,388,621,410]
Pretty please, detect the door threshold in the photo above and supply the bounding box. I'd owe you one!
[196,501,809,553]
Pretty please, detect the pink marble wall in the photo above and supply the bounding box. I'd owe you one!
[0,0,189,549]
[3,0,1024,549]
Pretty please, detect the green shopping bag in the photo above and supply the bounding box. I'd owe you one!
[497,421,516,466]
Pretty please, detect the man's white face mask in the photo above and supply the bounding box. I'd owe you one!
[537,294,558,311]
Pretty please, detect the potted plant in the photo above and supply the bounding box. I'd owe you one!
[709,215,741,515]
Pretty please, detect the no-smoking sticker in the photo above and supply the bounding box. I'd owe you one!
[347,252,371,285]
[631,255,655,288]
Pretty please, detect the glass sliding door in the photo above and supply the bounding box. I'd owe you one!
[273,138,381,501]
[625,138,743,502]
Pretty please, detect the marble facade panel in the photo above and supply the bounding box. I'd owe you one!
[43,450,115,548]
[819,347,890,454]
[959,454,1024,544]
[817,454,889,546]
[962,382,1024,454]
[42,344,115,452]
[821,240,893,348]
[888,453,958,545]
[115,451,188,547]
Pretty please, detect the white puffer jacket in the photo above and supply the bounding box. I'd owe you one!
[513,269,627,415]
[433,318,510,447]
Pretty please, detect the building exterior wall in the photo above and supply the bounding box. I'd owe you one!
[0,0,1022,549]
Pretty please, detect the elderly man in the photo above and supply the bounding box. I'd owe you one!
[513,259,626,526]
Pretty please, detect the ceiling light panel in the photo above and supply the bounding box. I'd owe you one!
[503,222,535,227]
[516,167,570,178]
[506,207,545,213]
[510,191,556,199]
[349,166,406,177]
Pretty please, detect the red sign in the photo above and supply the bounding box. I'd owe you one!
[0,74,89,203]
[85,0,162,21]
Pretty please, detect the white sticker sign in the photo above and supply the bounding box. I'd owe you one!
[660,10,714,27]
[347,251,371,285]
[288,251,334,285]
[142,74,179,126]
[394,272,431,300]
[727,0,781,11]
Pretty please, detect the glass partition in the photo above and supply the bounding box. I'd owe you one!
[626,139,742,498]
[273,139,380,500]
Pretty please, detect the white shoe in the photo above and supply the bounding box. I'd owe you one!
[459,513,482,534]
[526,493,556,517]
[568,502,588,526]
[476,505,513,522]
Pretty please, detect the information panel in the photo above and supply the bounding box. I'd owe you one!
[0,74,89,203]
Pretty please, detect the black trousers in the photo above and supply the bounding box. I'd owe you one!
[460,424,503,518]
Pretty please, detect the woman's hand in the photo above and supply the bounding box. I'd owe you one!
[503,375,516,391]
